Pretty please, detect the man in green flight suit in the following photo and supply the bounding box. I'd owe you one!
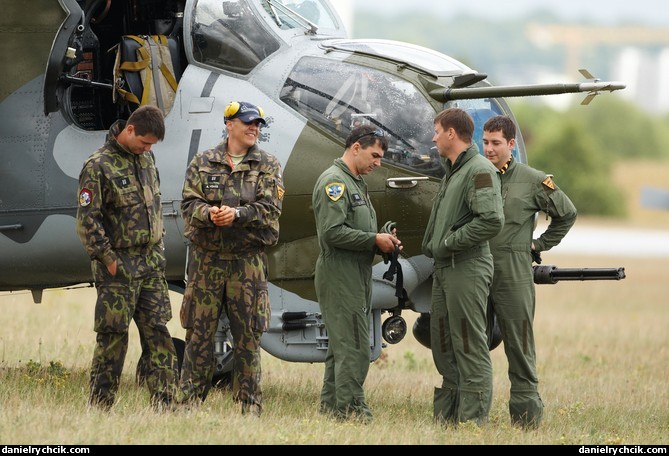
[312,124,402,422]
[422,108,504,426]
[483,115,577,429]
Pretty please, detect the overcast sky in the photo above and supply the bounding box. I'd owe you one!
[344,0,669,26]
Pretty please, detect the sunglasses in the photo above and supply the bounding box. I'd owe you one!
[352,128,384,143]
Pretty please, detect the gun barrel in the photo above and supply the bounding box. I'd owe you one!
[533,265,626,284]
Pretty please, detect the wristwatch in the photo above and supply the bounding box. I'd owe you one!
[234,207,241,220]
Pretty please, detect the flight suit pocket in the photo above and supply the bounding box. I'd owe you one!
[435,228,456,257]
[549,191,572,217]
[473,184,498,214]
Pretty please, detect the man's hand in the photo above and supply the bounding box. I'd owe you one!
[531,249,542,264]
[376,232,402,254]
[209,205,236,227]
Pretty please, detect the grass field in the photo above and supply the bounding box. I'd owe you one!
[0,159,667,445]
[1,254,666,445]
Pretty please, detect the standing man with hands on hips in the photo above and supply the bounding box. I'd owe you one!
[483,115,577,429]
[179,101,284,417]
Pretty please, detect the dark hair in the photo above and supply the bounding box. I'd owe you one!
[345,124,388,152]
[434,108,474,143]
[483,115,516,142]
[127,105,165,141]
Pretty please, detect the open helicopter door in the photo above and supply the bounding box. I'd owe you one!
[43,0,83,115]
[44,0,112,129]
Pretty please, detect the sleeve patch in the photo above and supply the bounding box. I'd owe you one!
[542,176,556,191]
[325,182,345,202]
[79,188,92,207]
[474,173,493,189]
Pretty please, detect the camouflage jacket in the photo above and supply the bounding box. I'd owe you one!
[181,140,284,257]
[76,120,164,266]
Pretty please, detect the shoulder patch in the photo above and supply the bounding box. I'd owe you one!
[542,176,556,190]
[277,184,285,201]
[79,188,92,207]
[474,173,493,189]
[325,182,345,202]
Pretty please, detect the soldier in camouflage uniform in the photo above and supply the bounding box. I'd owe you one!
[76,105,179,411]
[179,101,284,417]
[483,115,577,429]
[311,125,401,422]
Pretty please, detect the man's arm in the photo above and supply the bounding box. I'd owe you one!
[533,179,577,252]
[76,160,115,266]
[181,153,215,228]
[455,170,505,248]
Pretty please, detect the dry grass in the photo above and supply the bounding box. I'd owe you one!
[0,252,667,445]
[0,158,667,444]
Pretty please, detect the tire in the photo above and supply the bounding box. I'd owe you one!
[136,336,186,386]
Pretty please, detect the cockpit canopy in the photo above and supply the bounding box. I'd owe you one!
[190,0,343,74]
[279,54,516,178]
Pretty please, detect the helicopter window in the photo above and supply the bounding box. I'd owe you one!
[446,99,520,161]
[280,56,445,178]
[260,0,337,31]
[191,0,280,74]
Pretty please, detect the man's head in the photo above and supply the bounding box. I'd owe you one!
[432,108,474,159]
[120,105,165,155]
[224,101,266,153]
[483,115,516,170]
[343,125,388,176]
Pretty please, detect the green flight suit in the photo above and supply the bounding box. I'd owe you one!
[421,144,504,426]
[489,158,577,428]
[312,158,378,421]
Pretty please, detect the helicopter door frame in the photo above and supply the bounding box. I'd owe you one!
[43,0,84,115]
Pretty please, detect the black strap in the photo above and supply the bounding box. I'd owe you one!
[383,245,408,306]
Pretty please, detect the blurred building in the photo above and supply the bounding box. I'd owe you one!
[527,24,669,113]
[612,47,669,114]
[338,4,669,113]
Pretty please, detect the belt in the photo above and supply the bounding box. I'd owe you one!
[435,243,490,268]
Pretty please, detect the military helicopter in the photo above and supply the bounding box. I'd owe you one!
[0,0,626,383]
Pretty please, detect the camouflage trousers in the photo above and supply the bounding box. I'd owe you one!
[89,245,178,409]
[179,247,269,408]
